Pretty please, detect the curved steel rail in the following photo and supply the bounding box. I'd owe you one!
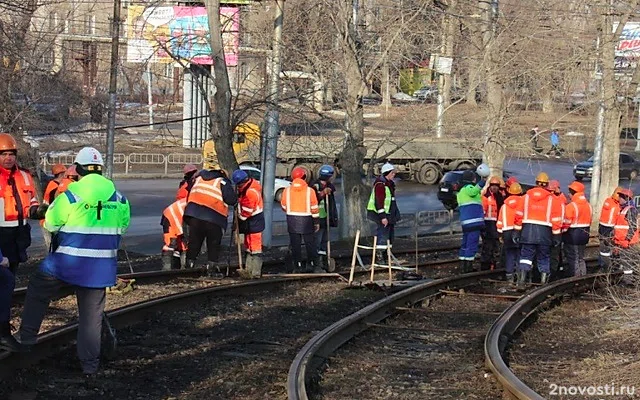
[484,272,621,400]
[0,274,342,378]
[287,269,504,400]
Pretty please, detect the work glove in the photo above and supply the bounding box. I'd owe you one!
[512,231,520,245]
[29,204,48,220]
[552,235,562,248]
[314,224,320,233]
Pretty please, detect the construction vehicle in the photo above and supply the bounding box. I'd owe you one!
[202,123,482,185]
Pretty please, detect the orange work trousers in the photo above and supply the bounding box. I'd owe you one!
[244,232,262,254]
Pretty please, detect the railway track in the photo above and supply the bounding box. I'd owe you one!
[287,260,607,399]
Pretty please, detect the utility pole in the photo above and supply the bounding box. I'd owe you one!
[105,0,121,179]
[435,13,447,139]
[146,63,154,129]
[262,0,284,248]
[590,32,605,205]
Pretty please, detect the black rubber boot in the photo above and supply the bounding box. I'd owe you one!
[161,251,173,271]
[540,272,549,285]
[207,261,224,278]
[516,270,527,288]
[505,273,515,284]
[0,323,23,352]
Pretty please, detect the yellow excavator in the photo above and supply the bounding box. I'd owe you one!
[202,122,261,170]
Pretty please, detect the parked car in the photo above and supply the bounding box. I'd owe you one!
[437,170,533,210]
[239,165,291,202]
[573,153,640,181]
[412,85,438,101]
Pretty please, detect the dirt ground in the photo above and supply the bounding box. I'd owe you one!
[509,286,640,399]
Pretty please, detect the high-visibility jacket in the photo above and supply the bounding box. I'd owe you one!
[0,166,39,228]
[515,186,564,245]
[457,184,485,232]
[237,178,265,234]
[483,192,501,238]
[613,205,639,248]
[497,195,523,248]
[161,198,187,250]
[176,181,189,200]
[312,179,338,227]
[562,192,592,245]
[598,196,620,237]
[184,170,237,230]
[43,180,60,204]
[55,177,76,198]
[366,176,400,224]
[40,174,130,288]
[281,178,319,234]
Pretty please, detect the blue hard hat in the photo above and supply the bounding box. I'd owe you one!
[232,169,249,185]
[319,164,334,178]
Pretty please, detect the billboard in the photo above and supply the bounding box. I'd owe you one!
[615,22,640,73]
[126,6,239,65]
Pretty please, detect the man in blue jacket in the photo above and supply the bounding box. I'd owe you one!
[457,170,485,272]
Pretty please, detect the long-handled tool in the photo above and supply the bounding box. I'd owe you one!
[102,312,117,360]
[235,210,243,271]
[120,237,134,274]
[325,195,336,272]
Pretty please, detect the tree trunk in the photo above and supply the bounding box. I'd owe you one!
[442,0,457,108]
[541,86,554,113]
[381,60,392,110]
[205,0,239,173]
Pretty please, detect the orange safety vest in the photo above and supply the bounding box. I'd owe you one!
[482,194,498,221]
[613,205,639,247]
[281,178,319,218]
[497,196,522,233]
[176,181,189,200]
[562,193,592,231]
[516,186,564,235]
[43,180,59,204]
[187,176,228,217]
[162,198,187,248]
[238,179,264,221]
[0,167,38,227]
[599,196,620,228]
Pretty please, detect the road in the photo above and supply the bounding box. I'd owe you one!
[25,157,640,258]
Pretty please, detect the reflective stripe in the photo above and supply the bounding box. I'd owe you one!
[522,219,552,227]
[520,259,533,265]
[600,252,611,257]
[485,217,497,221]
[569,223,591,228]
[57,246,118,258]
[288,211,313,216]
[19,170,31,187]
[377,208,385,213]
[600,222,615,228]
[59,226,125,235]
[461,217,484,225]
[0,220,19,227]
[168,205,183,236]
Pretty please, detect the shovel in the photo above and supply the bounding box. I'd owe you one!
[325,195,336,272]
[102,312,117,360]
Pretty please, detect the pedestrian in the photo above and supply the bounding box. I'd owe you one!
[456,170,485,273]
[43,164,66,205]
[183,168,237,275]
[612,188,638,272]
[547,180,566,279]
[561,181,592,277]
[312,165,338,270]
[366,163,401,262]
[177,164,198,200]
[514,172,564,286]
[281,167,320,273]
[497,182,524,283]
[598,187,622,271]
[17,147,130,376]
[548,129,561,157]
[160,198,187,271]
[232,169,265,278]
[530,125,540,152]
[0,133,47,351]
[481,176,504,270]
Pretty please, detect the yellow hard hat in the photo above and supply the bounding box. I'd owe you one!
[507,182,523,195]
[535,172,549,184]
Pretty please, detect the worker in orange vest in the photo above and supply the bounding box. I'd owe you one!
[514,172,563,286]
[232,169,265,278]
[0,133,47,351]
[43,164,66,205]
[497,183,524,283]
[161,198,187,271]
[612,188,638,265]
[561,181,592,277]
[481,176,504,270]
[55,165,79,198]
[547,180,566,279]
[598,187,622,271]
[177,164,198,200]
[183,168,237,276]
[281,167,320,273]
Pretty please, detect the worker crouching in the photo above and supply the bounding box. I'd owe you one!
[497,183,523,283]
[456,170,485,273]
[160,198,187,270]
[232,169,265,278]
[281,167,320,273]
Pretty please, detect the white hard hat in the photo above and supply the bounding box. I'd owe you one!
[74,147,104,166]
[381,162,395,174]
[476,163,490,178]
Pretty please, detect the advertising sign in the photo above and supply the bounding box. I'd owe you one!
[615,22,640,74]
[126,6,239,65]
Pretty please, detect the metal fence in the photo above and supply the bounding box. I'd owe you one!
[40,152,203,176]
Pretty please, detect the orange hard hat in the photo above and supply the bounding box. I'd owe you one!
[291,166,307,180]
[51,164,66,175]
[612,187,623,201]
[567,181,585,193]
[0,133,17,152]
[65,164,78,178]
[506,176,518,187]
[488,176,501,185]
[507,182,523,195]
[618,188,634,199]
[183,164,198,174]
[548,180,560,193]
[535,172,549,184]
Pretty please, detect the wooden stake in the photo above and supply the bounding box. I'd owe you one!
[414,213,419,273]
[348,230,360,285]
[370,236,378,282]
[387,239,392,284]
